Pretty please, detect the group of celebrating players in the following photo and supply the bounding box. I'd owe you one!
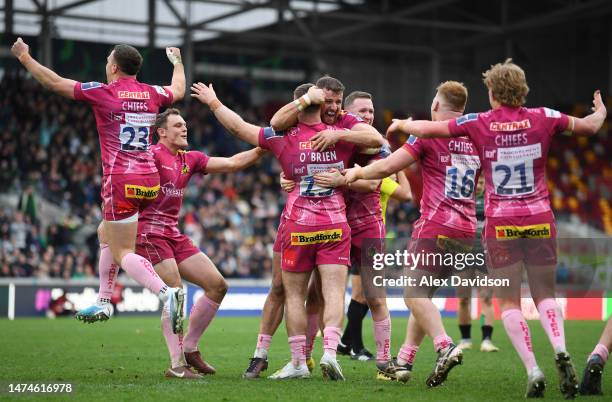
[10,36,611,398]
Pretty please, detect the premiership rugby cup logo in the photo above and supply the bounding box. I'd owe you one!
[495,224,551,240]
[290,229,343,245]
[124,184,160,200]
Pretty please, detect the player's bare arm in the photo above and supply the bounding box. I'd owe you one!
[310,123,384,152]
[205,147,267,174]
[164,47,185,102]
[191,82,260,146]
[570,90,607,136]
[390,171,412,202]
[386,118,452,139]
[11,37,77,99]
[270,86,325,131]
[344,147,416,183]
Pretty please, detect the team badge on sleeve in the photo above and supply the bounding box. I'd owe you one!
[456,113,478,126]
[543,107,561,118]
[407,135,418,145]
[153,85,169,97]
[81,81,103,91]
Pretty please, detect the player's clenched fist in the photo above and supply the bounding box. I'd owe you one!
[11,37,29,60]
[166,47,182,66]
[307,86,325,105]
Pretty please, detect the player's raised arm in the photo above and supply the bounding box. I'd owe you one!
[270,86,325,131]
[191,82,260,146]
[569,90,607,136]
[164,47,185,102]
[345,146,416,183]
[205,147,268,173]
[386,118,452,139]
[11,38,77,99]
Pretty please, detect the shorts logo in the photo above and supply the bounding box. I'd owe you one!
[290,229,343,245]
[495,224,551,240]
[489,120,531,131]
[125,184,160,200]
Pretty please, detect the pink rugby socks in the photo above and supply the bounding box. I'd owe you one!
[183,295,220,353]
[397,344,419,367]
[589,344,609,363]
[433,334,453,352]
[97,243,118,303]
[120,253,168,297]
[289,335,307,367]
[323,327,342,358]
[161,305,185,368]
[254,334,273,359]
[373,317,392,363]
[537,298,566,353]
[502,309,538,372]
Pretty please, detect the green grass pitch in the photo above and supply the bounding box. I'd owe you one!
[1,316,609,401]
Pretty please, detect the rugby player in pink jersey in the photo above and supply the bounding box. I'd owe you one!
[383,59,607,398]
[11,38,187,332]
[345,81,476,387]
[308,90,412,381]
[81,108,266,378]
[191,78,384,378]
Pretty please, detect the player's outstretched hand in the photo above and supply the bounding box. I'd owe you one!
[314,169,346,188]
[343,165,363,185]
[280,172,295,193]
[307,86,325,105]
[311,129,338,151]
[166,47,182,66]
[386,118,411,137]
[191,82,218,105]
[11,37,29,60]
[592,90,607,116]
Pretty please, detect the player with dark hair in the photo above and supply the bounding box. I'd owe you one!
[379,59,607,398]
[81,108,266,378]
[190,79,384,378]
[11,38,187,332]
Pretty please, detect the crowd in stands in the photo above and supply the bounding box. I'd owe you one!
[0,71,608,280]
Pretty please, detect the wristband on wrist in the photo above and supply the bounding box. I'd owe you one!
[18,53,31,64]
[209,99,222,112]
[293,98,304,112]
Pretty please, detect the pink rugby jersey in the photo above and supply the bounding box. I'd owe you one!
[448,106,570,217]
[345,145,391,228]
[403,135,481,233]
[259,123,358,226]
[73,77,174,175]
[138,143,209,236]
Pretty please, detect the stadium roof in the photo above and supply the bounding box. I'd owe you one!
[3,0,610,54]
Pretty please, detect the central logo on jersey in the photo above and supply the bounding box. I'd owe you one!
[495,224,551,240]
[290,229,343,245]
[118,91,150,100]
[124,184,160,200]
[161,183,184,198]
[490,120,531,131]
